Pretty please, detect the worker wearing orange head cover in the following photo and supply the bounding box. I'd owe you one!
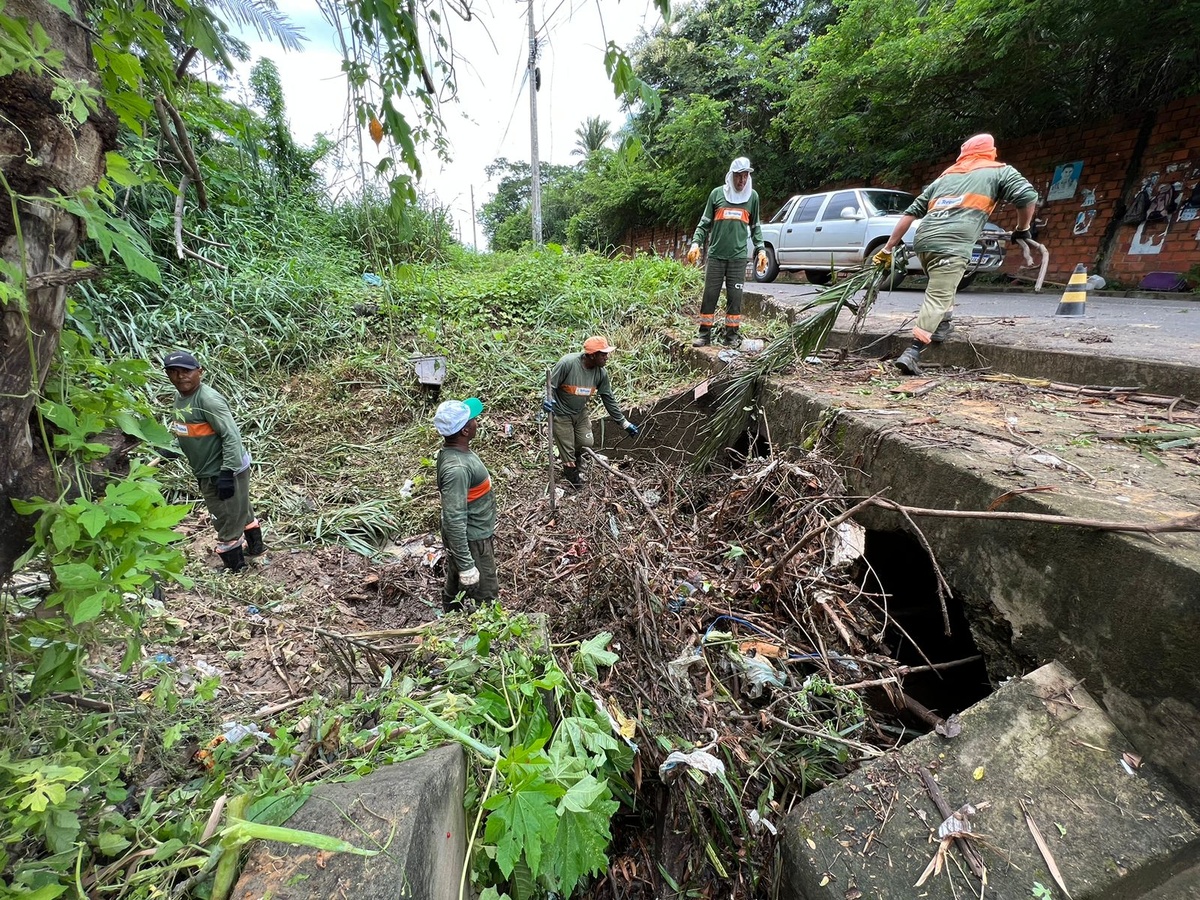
[878,134,1039,375]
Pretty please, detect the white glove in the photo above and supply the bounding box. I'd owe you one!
[459,566,480,586]
[686,243,701,265]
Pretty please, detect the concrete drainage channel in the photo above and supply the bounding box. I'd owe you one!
[613,302,1200,898]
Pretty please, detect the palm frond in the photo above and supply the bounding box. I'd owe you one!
[207,0,308,52]
[693,254,902,469]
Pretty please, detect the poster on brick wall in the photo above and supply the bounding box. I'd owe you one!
[1047,161,1083,202]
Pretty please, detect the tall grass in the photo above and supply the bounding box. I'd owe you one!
[76,195,702,556]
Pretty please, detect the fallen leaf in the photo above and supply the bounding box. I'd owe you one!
[1021,799,1072,900]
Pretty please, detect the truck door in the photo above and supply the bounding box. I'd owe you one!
[809,190,867,266]
[776,195,826,266]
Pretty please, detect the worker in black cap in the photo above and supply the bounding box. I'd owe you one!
[163,351,264,571]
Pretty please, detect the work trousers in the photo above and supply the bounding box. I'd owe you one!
[915,253,970,338]
[552,409,593,467]
[197,468,256,549]
[697,257,747,331]
[442,537,499,610]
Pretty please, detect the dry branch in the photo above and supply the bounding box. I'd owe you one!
[583,448,667,537]
[918,766,986,879]
[26,266,103,290]
[865,498,1200,535]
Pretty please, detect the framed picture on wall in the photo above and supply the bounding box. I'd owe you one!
[1048,161,1083,201]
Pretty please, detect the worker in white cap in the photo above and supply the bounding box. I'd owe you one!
[686,157,768,348]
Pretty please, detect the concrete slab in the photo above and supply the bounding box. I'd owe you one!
[779,662,1200,900]
[233,743,466,900]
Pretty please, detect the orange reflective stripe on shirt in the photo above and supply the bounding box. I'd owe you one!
[170,421,216,438]
[467,477,492,502]
[930,192,996,215]
[716,207,750,223]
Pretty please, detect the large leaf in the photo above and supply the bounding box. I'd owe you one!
[483,781,560,878]
[542,801,617,895]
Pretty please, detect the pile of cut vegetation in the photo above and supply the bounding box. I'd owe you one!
[299,448,960,899]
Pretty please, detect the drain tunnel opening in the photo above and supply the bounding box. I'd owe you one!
[862,529,993,717]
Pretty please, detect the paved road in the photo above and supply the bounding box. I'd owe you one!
[752,282,1200,368]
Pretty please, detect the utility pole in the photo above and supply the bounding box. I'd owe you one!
[526,0,542,245]
[470,185,478,251]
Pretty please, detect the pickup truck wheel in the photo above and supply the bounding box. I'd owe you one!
[754,246,779,283]
[804,269,833,286]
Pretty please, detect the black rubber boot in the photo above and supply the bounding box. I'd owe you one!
[931,316,954,343]
[243,526,266,557]
[692,327,712,347]
[894,342,924,376]
[218,545,247,573]
[563,466,582,489]
[721,328,743,348]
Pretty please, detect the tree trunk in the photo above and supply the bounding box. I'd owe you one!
[0,0,116,579]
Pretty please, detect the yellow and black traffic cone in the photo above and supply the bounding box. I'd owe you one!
[1054,264,1088,317]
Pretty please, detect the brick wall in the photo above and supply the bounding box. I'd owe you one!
[626,95,1200,288]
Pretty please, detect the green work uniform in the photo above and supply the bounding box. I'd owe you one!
[691,187,765,332]
[436,446,499,609]
[904,166,1038,334]
[691,187,765,261]
[170,384,256,547]
[548,352,629,465]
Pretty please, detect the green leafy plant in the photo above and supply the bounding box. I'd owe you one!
[11,467,190,694]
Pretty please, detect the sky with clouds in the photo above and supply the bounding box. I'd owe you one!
[237,0,664,248]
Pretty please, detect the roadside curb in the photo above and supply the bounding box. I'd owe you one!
[741,289,1200,402]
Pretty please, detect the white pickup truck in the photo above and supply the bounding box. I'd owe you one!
[755,187,1007,289]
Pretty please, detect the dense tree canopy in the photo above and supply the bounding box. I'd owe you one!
[481,0,1200,248]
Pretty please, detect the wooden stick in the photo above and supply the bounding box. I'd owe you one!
[251,696,307,718]
[545,368,557,517]
[866,498,1200,535]
[838,655,983,690]
[182,245,227,271]
[918,766,986,879]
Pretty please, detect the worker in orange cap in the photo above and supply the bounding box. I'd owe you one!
[543,336,639,488]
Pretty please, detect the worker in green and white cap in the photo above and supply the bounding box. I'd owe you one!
[433,397,498,611]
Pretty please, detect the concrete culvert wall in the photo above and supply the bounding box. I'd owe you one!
[755,378,1200,806]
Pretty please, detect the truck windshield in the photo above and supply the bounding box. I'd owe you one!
[863,191,916,215]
